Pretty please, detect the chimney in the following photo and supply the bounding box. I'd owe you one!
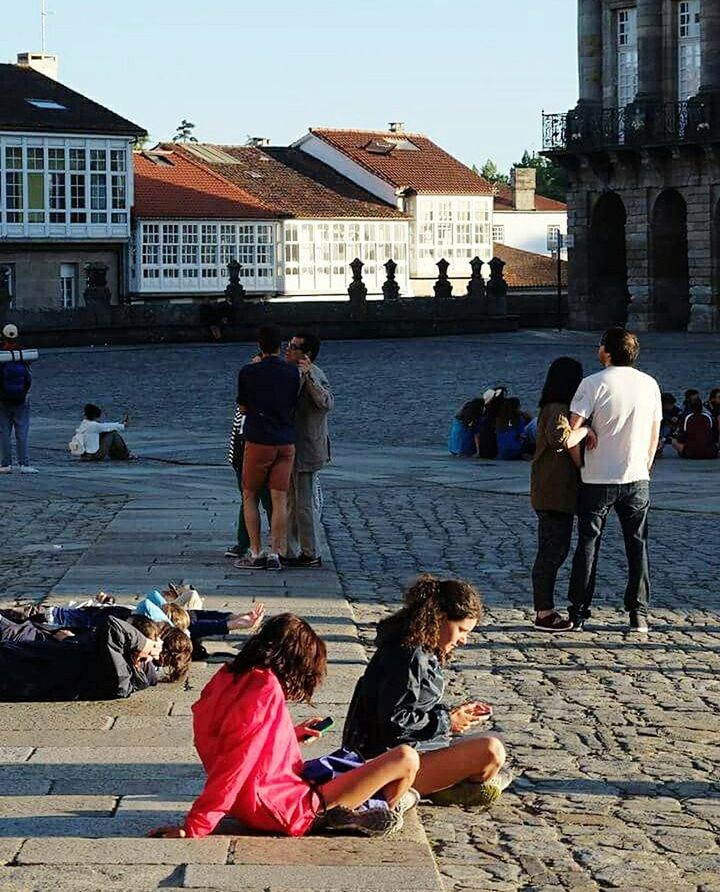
[388,122,405,133]
[246,136,270,147]
[511,167,536,211]
[17,51,59,81]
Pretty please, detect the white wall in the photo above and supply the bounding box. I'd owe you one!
[493,210,567,258]
[293,133,399,207]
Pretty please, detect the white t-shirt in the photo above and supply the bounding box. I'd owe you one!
[75,419,125,455]
[570,366,662,484]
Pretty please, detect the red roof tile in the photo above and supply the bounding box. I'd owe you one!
[493,185,567,212]
[133,149,275,219]
[493,243,567,289]
[167,143,405,219]
[309,128,494,195]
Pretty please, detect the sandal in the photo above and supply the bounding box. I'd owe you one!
[533,612,573,632]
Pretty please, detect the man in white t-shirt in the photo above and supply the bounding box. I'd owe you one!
[567,327,662,633]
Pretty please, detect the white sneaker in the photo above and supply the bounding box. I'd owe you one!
[20,465,39,474]
[0,466,12,474]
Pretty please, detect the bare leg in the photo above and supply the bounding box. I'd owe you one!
[242,489,262,555]
[670,439,684,456]
[269,488,288,556]
[320,745,419,810]
[413,735,506,796]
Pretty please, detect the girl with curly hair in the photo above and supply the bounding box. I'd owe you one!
[149,613,420,840]
[342,574,512,809]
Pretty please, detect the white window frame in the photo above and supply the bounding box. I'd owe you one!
[678,0,701,101]
[0,134,132,239]
[492,225,505,244]
[412,196,492,277]
[617,8,638,109]
[59,262,78,309]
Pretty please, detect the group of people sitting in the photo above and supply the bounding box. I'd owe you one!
[657,388,720,460]
[449,387,535,461]
[1,575,511,840]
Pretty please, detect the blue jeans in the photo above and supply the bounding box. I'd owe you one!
[568,481,651,618]
[0,400,30,467]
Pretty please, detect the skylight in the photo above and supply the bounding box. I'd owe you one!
[26,98,67,110]
[183,145,242,165]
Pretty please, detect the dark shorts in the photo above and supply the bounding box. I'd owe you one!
[242,442,295,493]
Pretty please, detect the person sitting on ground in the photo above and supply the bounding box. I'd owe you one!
[448,399,485,457]
[149,613,421,840]
[342,574,512,810]
[656,392,682,456]
[705,388,720,419]
[680,389,701,422]
[530,357,595,632]
[0,615,162,701]
[70,403,134,462]
[475,388,507,459]
[671,394,719,460]
[495,397,531,460]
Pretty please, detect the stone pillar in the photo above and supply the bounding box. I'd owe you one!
[625,191,653,331]
[466,257,486,301]
[433,258,453,299]
[485,257,508,315]
[566,185,594,330]
[686,188,717,331]
[700,0,720,95]
[382,259,401,301]
[348,257,368,318]
[578,0,603,105]
[636,0,663,101]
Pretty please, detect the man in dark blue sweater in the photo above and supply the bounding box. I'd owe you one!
[235,325,300,571]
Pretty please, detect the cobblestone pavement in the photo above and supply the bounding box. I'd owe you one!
[2,331,720,890]
[27,331,720,450]
[322,481,720,892]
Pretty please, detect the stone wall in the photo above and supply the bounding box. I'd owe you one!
[565,148,720,331]
[0,246,122,310]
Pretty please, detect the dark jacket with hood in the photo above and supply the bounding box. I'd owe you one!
[342,618,452,759]
[0,615,153,701]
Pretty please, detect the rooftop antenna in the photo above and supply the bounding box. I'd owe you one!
[41,0,48,53]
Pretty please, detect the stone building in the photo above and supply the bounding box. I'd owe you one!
[543,0,720,331]
[0,56,145,310]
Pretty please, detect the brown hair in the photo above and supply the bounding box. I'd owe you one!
[377,574,484,664]
[600,327,639,366]
[128,615,161,641]
[157,624,193,683]
[229,613,326,703]
[162,602,190,631]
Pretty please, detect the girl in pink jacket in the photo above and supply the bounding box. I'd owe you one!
[149,613,420,839]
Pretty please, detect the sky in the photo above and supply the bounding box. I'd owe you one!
[2,0,578,174]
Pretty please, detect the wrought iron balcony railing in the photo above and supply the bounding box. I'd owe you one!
[542,100,712,152]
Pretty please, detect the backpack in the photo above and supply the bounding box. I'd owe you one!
[0,350,31,405]
[68,431,85,456]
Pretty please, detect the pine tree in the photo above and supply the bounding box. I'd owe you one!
[173,120,198,143]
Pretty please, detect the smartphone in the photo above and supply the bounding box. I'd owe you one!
[308,715,334,733]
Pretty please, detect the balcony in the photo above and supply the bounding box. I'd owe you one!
[542,100,712,153]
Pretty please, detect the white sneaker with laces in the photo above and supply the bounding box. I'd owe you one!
[20,465,39,474]
[0,466,12,474]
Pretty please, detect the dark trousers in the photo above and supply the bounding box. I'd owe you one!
[83,431,130,461]
[532,510,574,612]
[568,481,651,619]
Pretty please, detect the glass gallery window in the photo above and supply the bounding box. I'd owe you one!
[415,197,491,274]
[138,221,276,290]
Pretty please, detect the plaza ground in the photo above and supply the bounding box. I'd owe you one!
[1,331,719,891]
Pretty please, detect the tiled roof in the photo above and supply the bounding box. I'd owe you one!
[493,185,567,212]
[493,243,567,289]
[169,143,405,219]
[0,63,145,137]
[309,128,494,195]
[133,150,275,219]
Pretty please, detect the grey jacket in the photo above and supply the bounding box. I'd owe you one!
[294,363,333,472]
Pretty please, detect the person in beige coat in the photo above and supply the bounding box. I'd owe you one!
[283,333,333,567]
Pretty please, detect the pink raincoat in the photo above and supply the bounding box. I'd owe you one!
[183,665,321,837]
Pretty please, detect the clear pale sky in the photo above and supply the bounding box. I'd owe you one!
[2,0,578,174]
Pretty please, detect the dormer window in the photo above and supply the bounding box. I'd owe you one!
[26,99,67,110]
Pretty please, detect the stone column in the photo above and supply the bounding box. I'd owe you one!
[700,0,720,94]
[686,188,717,331]
[578,0,603,105]
[636,0,663,100]
[624,190,653,331]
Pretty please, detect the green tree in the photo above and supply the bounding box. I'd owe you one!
[173,119,198,143]
[477,158,509,185]
[511,150,567,201]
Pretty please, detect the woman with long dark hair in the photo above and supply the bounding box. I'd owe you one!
[530,357,594,631]
[343,575,511,810]
[149,614,420,840]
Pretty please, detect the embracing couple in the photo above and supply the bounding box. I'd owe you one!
[530,327,662,634]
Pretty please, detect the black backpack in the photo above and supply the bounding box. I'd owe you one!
[0,350,31,405]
